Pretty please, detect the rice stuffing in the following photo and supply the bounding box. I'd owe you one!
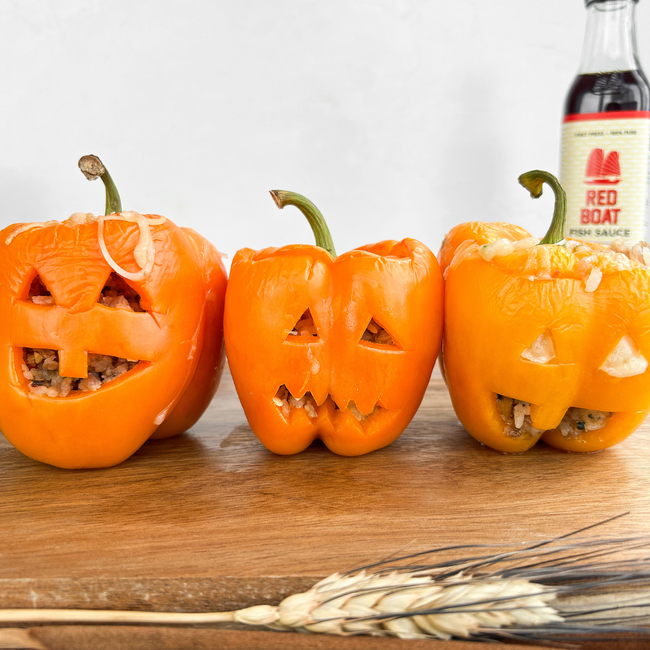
[361,319,395,346]
[478,239,515,262]
[289,310,317,337]
[23,348,139,397]
[496,395,544,439]
[273,386,381,422]
[497,394,611,440]
[274,385,318,419]
[584,266,602,293]
[347,401,380,423]
[558,408,611,439]
[28,275,54,305]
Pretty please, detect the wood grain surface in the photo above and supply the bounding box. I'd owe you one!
[0,627,554,650]
[1,367,650,647]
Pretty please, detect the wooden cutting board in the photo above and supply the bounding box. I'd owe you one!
[1,367,650,649]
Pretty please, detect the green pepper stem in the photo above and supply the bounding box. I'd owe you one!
[269,190,337,258]
[518,170,567,245]
[78,155,122,215]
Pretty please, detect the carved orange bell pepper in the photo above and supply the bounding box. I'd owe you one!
[224,191,443,456]
[0,156,226,469]
[440,170,650,453]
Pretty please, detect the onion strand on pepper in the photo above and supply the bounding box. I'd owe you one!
[78,154,122,216]
[78,154,164,282]
[269,190,337,257]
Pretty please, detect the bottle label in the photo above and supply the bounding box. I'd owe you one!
[560,110,650,242]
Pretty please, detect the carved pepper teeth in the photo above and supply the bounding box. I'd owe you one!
[273,385,382,422]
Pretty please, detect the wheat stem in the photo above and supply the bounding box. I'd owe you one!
[0,609,238,625]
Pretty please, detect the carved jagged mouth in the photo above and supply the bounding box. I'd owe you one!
[273,385,383,423]
[22,348,142,397]
[496,394,612,440]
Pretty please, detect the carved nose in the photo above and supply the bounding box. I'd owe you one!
[58,349,88,378]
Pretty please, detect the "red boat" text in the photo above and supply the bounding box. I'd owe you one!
[580,189,620,224]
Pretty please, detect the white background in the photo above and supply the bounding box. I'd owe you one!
[1,0,649,265]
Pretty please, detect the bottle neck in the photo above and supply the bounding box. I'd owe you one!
[578,0,641,74]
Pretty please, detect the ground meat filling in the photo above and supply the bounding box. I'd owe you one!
[361,319,395,346]
[273,386,382,422]
[497,394,612,439]
[29,275,54,306]
[100,273,144,312]
[22,348,139,397]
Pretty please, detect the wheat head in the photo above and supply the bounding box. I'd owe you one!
[234,570,562,639]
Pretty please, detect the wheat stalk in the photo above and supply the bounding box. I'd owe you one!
[3,516,650,644]
[0,572,563,639]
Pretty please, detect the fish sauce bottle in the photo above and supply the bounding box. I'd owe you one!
[561,0,650,242]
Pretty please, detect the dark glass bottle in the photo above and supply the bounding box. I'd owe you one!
[560,0,650,242]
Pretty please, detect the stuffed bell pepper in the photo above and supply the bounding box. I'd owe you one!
[0,156,227,469]
[440,170,650,453]
[225,191,443,456]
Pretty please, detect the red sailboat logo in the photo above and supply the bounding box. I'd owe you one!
[584,148,621,185]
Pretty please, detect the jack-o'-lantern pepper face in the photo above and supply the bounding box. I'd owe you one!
[440,171,650,453]
[0,156,226,469]
[225,191,443,456]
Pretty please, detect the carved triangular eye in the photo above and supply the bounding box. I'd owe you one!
[99,273,144,312]
[521,331,555,364]
[601,335,648,378]
[360,318,400,348]
[28,274,54,306]
[287,309,318,338]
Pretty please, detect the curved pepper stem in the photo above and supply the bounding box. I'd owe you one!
[269,190,337,257]
[518,170,567,245]
[78,155,122,216]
